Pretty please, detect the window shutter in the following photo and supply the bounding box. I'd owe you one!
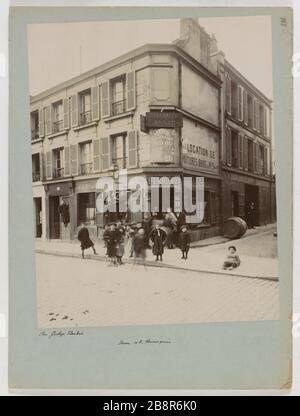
[253,142,256,173]
[50,104,54,134]
[264,147,268,175]
[238,85,243,121]
[225,75,231,114]
[238,133,243,169]
[243,136,248,170]
[38,108,44,137]
[126,71,136,111]
[39,152,44,181]
[226,127,232,166]
[70,144,78,175]
[46,151,52,179]
[253,98,256,130]
[243,90,248,125]
[93,139,101,172]
[100,137,110,171]
[64,145,70,176]
[127,130,138,168]
[63,98,69,130]
[70,95,78,127]
[91,86,100,121]
[101,81,110,118]
[45,106,51,135]
[256,143,260,173]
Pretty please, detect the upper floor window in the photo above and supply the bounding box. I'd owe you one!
[31,110,39,141]
[230,80,238,119]
[52,100,64,133]
[111,134,127,169]
[79,141,93,175]
[32,153,40,182]
[111,76,126,116]
[247,94,254,129]
[79,89,92,125]
[52,147,64,178]
[231,130,239,168]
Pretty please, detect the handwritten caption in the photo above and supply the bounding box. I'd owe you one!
[118,338,171,345]
[39,329,84,339]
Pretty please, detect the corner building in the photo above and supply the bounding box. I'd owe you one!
[30,19,275,242]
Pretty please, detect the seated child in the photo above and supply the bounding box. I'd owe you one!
[223,245,241,270]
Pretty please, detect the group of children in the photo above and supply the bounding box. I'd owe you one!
[77,221,241,270]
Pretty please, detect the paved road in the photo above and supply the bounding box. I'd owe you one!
[36,253,279,328]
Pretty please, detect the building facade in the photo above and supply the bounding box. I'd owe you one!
[30,18,275,242]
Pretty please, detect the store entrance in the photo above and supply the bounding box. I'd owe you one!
[245,184,259,226]
[34,197,42,238]
[49,196,60,239]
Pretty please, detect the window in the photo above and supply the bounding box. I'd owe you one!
[52,101,63,133]
[231,130,239,168]
[79,90,92,125]
[32,153,40,181]
[112,134,127,169]
[78,193,96,225]
[31,111,39,141]
[52,148,64,178]
[111,77,126,116]
[79,141,93,175]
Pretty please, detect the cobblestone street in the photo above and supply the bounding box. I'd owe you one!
[36,229,280,328]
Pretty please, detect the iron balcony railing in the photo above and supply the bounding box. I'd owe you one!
[80,163,93,175]
[53,120,64,133]
[31,129,39,141]
[111,99,126,116]
[53,167,64,178]
[79,110,92,126]
[32,171,41,182]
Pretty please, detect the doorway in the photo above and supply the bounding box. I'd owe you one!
[49,196,60,239]
[245,184,259,226]
[34,197,42,238]
[231,191,239,217]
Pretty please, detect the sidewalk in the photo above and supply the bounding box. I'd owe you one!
[35,224,278,281]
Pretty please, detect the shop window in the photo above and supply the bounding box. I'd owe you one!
[78,193,96,225]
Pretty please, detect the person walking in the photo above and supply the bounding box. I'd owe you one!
[125,224,135,258]
[115,223,125,265]
[247,201,256,229]
[178,225,191,260]
[77,223,98,259]
[150,224,167,262]
[164,208,178,249]
[106,223,118,265]
[132,228,147,265]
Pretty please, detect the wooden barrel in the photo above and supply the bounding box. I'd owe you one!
[223,217,247,239]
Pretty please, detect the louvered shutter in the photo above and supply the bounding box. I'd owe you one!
[46,151,52,179]
[50,104,54,134]
[226,127,231,166]
[70,95,78,127]
[243,136,248,170]
[253,98,256,130]
[264,147,268,175]
[93,139,101,172]
[63,98,69,130]
[70,144,78,175]
[101,81,110,118]
[45,106,51,135]
[38,108,44,137]
[238,133,243,169]
[64,145,70,176]
[126,71,136,111]
[101,137,110,171]
[39,152,44,181]
[253,142,256,173]
[91,86,100,121]
[225,75,231,114]
[127,130,138,168]
[243,90,248,125]
[238,85,243,121]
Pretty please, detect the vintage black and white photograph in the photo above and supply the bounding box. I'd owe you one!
[28,16,279,328]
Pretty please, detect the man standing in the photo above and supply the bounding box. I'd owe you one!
[150,224,167,262]
[77,223,98,259]
[247,201,256,229]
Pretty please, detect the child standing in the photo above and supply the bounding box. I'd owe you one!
[178,225,191,259]
[223,246,241,270]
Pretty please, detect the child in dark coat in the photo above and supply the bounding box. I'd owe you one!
[77,223,97,259]
[178,225,191,259]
